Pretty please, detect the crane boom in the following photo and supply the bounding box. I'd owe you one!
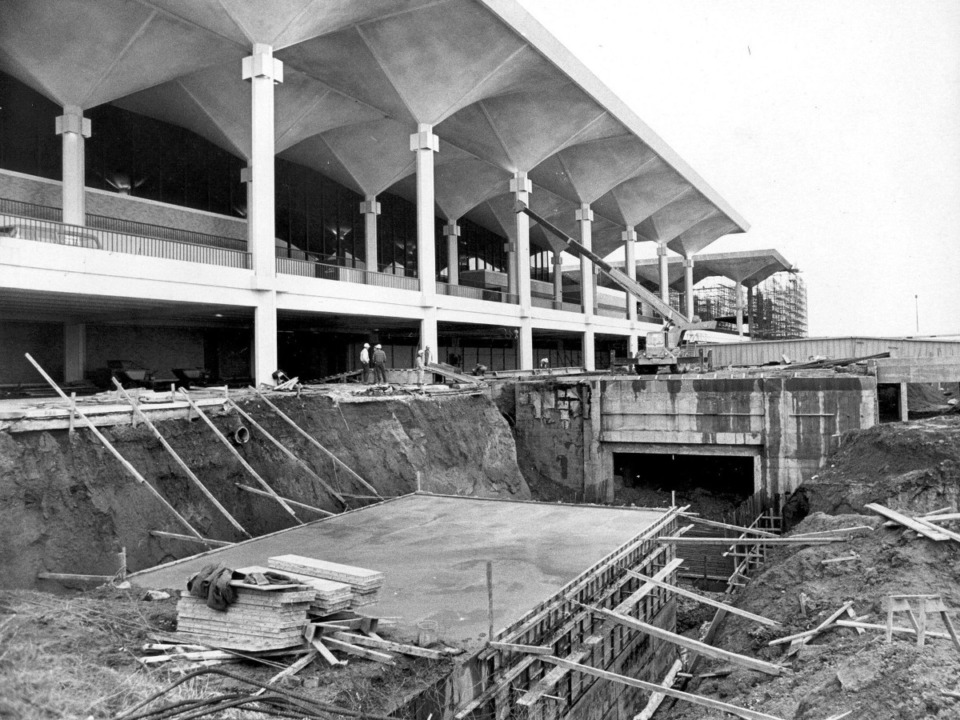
[515,202,702,331]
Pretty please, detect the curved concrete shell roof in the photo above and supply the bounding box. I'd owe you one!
[0,0,747,257]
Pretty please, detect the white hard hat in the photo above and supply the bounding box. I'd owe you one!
[363,343,370,348]
[375,344,382,349]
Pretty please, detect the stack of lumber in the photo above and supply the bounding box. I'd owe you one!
[268,554,384,608]
[175,582,314,651]
[237,565,353,615]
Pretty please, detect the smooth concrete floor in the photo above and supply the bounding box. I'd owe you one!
[132,494,666,646]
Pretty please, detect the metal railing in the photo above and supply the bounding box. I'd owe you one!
[87,214,247,251]
[276,257,419,291]
[437,282,518,304]
[1,204,250,269]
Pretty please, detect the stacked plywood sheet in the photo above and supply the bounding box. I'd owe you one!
[176,584,314,651]
[236,565,353,615]
[268,555,384,608]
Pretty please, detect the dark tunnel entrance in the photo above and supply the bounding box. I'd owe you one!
[613,451,759,589]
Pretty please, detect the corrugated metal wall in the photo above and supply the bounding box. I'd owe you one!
[702,337,960,367]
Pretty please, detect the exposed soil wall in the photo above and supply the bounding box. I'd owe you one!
[0,393,528,589]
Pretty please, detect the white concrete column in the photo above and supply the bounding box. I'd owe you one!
[64,323,86,383]
[242,43,283,384]
[623,227,638,357]
[410,123,439,353]
[577,204,595,317]
[735,282,745,336]
[361,195,380,272]
[443,222,460,285]
[583,328,595,372]
[552,253,564,306]
[511,172,533,369]
[746,283,754,337]
[683,257,695,321]
[55,106,90,226]
[657,242,670,307]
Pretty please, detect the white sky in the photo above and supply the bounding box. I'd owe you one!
[517,0,960,337]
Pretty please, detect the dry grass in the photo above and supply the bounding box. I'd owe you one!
[0,588,232,719]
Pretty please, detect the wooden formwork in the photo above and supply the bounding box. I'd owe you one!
[455,508,683,720]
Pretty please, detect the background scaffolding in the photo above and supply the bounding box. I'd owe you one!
[691,273,808,339]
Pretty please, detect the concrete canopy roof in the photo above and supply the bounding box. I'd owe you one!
[592,249,797,293]
[0,0,747,256]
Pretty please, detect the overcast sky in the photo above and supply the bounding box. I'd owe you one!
[517,0,960,338]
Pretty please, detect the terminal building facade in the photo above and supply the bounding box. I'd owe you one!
[0,0,752,388]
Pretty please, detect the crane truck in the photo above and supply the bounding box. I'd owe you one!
[515,202,713,374]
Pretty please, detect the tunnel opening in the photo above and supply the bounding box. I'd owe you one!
[613,451,758,590]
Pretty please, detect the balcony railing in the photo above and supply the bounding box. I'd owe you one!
[276,257,419,291]
[531,296,582,312]
[1,200,251,269]
[437,282,518,304]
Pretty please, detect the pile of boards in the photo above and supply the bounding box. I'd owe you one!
[268,554,385,609]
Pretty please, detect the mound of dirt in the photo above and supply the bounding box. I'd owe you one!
[783,416,960,526]
[666,512,960,720]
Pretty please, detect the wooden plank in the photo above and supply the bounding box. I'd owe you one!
[323,637,395,665]
[538,655,785,720]
[769,601,855,646]
[636,658,683,720]
[864,503,951,541]
[584,604,782,676]
[331,631,444,660]
[679,514,778,538]
[178,389,301,524]
[310,638,346,666]
[269,555,383,589]
[149,531,232,548]
[251,389,382,498]
[625,571,780,627]
[263,650,318,687]
[790,526,874,538]
[37,572,113,583]
[488,641,553,655]
[659,536,844,545]
[425,363,481,385]
[113,379,250,538]
[835,619,954,641]
[228,399,348,508]
[235,484,334,517]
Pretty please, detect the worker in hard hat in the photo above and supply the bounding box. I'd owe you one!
[360,343,371,384]
[416,348,425,388]
[372,344,388,384]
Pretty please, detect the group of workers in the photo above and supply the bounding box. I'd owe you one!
[359,343,429,387]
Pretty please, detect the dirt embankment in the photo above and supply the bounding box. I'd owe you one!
[664,417,960,720]
[0,392,528,589]
[783,416,960,526]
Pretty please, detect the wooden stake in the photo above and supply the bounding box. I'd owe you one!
[149,531,232,547]
[25,353,205,542]
[68,391,76,434]
[250,388,381,498]
[487,560,495,644]
[227,399,347,508]
[178,389,301,524]
[112,379,250,538]
[117,547,127,582]
[235,484,334,516]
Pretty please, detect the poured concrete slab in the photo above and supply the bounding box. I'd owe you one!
[131,494,666,647]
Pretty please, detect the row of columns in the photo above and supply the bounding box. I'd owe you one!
[49,43,701,383]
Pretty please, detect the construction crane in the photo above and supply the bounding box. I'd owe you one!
[516,202,713,374]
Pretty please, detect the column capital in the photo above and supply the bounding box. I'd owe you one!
[509,171,532,196]
[443,223,461,237]
[657,243,669,257]
[360,199,381,215]
[575,204,593,223]
[621,227,637,242]
[242,44,284,83]
[240,166,253,183]
[552,254,564,266]
[410,124,439,152]
[55,106,91,138]
[683,257,695,268]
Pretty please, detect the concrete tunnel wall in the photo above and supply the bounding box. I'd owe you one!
[514,375,877,502]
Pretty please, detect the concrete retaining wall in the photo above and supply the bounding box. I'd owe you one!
[515,374,877,500]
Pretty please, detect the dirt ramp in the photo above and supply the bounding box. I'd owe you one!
[0,392,528,589]
[783,416,960,525]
